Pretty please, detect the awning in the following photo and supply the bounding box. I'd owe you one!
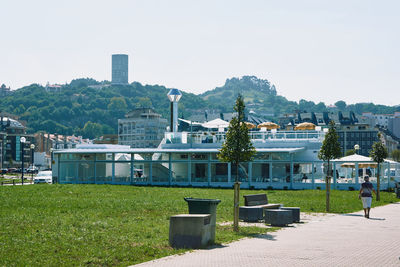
[257,121,280,129]
[294,122,316,130]
[340,162,378,168]
[336,154,382,168]
[243,122,256,129]
[201,118,230,129]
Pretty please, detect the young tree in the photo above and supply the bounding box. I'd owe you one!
[218,94,256,232]
[318,121,342,212]
[370,135,388,201]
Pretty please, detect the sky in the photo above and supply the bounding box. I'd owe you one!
[1,0,399,106]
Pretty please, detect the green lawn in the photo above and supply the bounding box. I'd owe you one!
[0,185,397,266]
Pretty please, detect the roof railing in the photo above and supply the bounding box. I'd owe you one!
[164,130,325,145]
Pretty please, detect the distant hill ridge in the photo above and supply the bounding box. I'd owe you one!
[0,76,398,138]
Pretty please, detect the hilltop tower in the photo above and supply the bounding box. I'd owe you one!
[111,54,129,85]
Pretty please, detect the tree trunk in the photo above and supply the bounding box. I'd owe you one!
[326,160,330,212]
[233,181,240,232]
[376,164,381,201]
[233,162,240,232]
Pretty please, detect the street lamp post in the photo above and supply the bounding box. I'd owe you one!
[30,144,35,183]
[167,89,182,133]
[50,148,55,184]
[50,148,53,170]
[20,137,26,185]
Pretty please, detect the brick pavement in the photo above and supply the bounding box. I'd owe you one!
[134,203,400,266]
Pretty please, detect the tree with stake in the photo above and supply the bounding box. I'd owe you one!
[370,134,388,201]
[318,121,341,212]
[218,94,256,232]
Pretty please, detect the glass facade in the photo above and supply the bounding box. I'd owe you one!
[55,151,398,190]
[191,163,208,183]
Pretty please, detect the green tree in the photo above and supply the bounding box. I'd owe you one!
[108,97,128,116]
[318,121,342,212]
[335,100,347,110]
[390,149,400,162]
[314,102,327,112]
[345,149,356,156]
[370,136,388,201]
[82,121,103,139]
[135,97,152,108]
[218,94,256,231]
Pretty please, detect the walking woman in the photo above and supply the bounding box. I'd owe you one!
[359,176,376,218]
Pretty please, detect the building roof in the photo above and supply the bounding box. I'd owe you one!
[334,154,395,163]
[54,145,305,154]
[124,108,161,119]
[334,154,373,162]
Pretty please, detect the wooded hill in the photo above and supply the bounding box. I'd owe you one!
[0,76,398,139]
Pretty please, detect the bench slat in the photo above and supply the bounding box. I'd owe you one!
[243,194,282,209]
[244,194,268,206]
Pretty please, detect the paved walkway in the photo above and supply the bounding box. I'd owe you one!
[135,203,400,266]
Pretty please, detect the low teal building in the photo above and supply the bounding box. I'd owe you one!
[53,130,399,190]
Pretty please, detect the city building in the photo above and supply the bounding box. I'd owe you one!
[0,84,11,96]
[118,108,167,148]
[380,130,400,156]
[33,132,91,169]
[0,116,34,169]
[388,112,400,139]
[285,112,379,156]
[362,112,400,136]
[336,123,379,156]
[45,83,63,93]
[361,112,400,150]
[111,54,129,85]
[34,132,92,153]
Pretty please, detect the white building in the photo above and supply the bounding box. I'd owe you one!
[53,128,400,190]
[118,108,167,148]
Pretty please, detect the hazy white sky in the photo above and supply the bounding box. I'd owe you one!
[1,0,399,106]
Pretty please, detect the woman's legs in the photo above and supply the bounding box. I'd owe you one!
[361,197,372,218]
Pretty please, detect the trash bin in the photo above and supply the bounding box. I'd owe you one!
[184,197,221,243]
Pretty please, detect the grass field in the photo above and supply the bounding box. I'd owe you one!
[0,185,398,266]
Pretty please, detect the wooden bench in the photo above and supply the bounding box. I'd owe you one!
[239,194,283,222]
[244,194,282,209]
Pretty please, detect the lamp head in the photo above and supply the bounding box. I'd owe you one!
[167,89,182,102]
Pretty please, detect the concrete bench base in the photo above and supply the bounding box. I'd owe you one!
[239,206,264,222]
[169,214,212,249]
[264,209,292,226]
[280,207,301,223]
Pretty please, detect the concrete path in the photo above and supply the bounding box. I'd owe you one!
[135,203,400,266]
